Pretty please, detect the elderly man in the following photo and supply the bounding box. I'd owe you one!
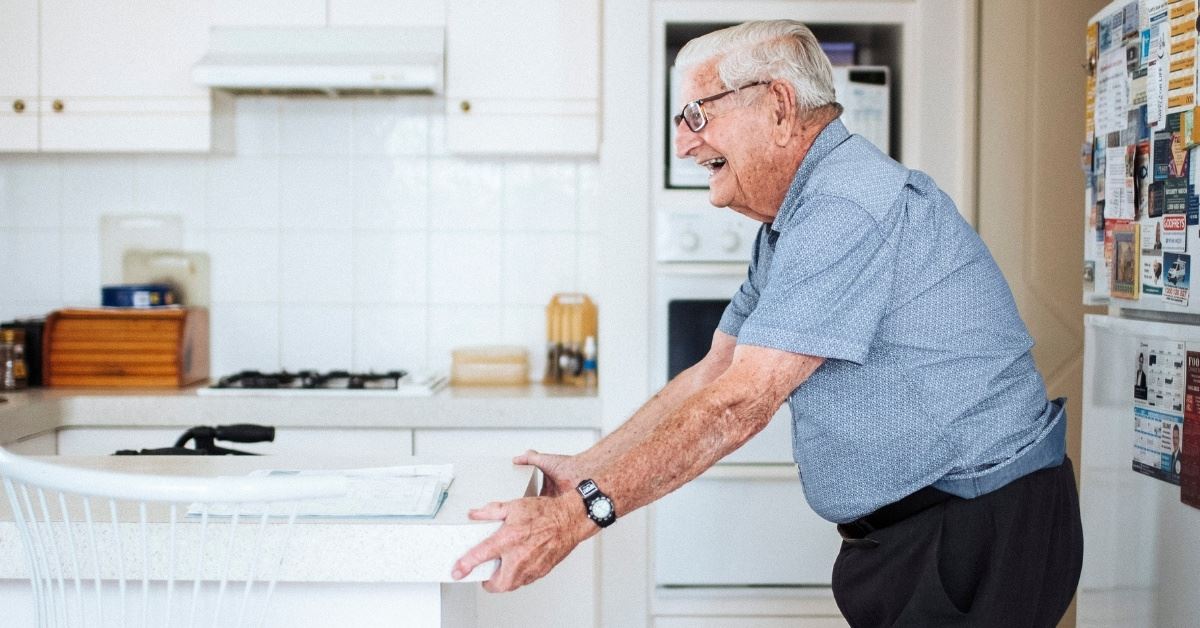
[454,19,1083,627]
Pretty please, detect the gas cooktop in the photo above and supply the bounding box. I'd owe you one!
[199,370,447,396]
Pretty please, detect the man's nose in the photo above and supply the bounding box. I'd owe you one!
[674,121,702,158]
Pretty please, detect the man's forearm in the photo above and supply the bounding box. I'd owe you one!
[577,358,723,471]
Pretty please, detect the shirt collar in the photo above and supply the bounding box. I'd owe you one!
[771,117,850,231]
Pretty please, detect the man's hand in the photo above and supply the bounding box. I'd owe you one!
[513,450,588,497]
[451,495,593,592]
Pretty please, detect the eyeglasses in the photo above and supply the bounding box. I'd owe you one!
[673,81,771,132]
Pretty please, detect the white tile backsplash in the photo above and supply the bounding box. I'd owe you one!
[9,229,61,303]
[0,157,61,228]
[206,157,280,229]
[279,157,354,229]
[353,231,427,304]
[428,159,503,231]
[353,305,428,371]
[280,304,354,369]
[503,161,577,232]
[428,232,502,304]
[353,157,429,230]
[0,97,597,375]
[279,230,354,304]
[60,157,135,228]
[209,303,280,375]
[280,99,355,156]
[208,230,280,303]
[502,232,577,305]
[59,230,101,306]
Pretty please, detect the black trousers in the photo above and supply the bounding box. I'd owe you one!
[831,458,1084,627]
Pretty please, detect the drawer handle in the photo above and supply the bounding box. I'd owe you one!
[459,100,471,113]
[52,99,64,113]
[12,99,25,113]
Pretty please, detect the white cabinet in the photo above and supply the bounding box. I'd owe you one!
[210,0,445,27]
[416,427,599,628]
[0,0,226,153]
[0,0,38,151]
[445,0,600,155]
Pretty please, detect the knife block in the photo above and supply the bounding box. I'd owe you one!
[544,293,597,386]
[43,307,209,388]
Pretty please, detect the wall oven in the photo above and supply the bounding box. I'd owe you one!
[651,211,842,590]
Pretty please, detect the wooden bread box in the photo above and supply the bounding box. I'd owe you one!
[43,307,209,388]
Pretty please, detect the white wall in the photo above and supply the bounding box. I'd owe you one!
[0,96,601,377]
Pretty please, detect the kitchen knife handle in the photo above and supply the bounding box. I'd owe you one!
[215,424,276,443]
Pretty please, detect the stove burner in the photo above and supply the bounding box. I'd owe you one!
[212,370,408,390]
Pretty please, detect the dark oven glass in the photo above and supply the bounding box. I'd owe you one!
[667,299,729,379]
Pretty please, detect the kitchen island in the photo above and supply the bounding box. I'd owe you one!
[0,453,535,628]
[0,386,600,628]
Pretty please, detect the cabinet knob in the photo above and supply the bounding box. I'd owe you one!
[12,99,24,113]
[52,99,64,113]
[459,100,471,113]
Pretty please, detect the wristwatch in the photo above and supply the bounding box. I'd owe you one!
[576,479,616,528]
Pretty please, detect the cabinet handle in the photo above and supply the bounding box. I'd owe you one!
[459,100,471,113]
[52,99,64,113]
[12,99,24,113]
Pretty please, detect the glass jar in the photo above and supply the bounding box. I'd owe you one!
[0,328,28,390]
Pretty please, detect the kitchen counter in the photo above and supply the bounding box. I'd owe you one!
[0,384,601,448]
[0,453,536,627]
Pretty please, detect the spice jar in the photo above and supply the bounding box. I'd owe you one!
[0,328,28,390]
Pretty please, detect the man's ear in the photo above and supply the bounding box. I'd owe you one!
[770,81,799,146]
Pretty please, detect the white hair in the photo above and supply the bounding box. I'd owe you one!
[675,20,838,113]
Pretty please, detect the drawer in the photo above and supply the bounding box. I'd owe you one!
[654,465,841,586]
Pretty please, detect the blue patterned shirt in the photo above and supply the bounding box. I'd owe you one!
[718,119,1066,523]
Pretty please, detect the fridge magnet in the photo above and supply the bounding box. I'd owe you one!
[1135,140,1151,217]
[1182,349,1200,508]
[1133,406,1184,485]
[1111,221,1141,299]
[1134,339,1186,412]
[1141,216,1162,250]
[1105,146,1133,219]
[1162,213,1187,251]
[1164,251,1191,305]
[1142,255,1164,296]
[1132,339,1186,485]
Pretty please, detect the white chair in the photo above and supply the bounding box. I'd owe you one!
[0,447,347,628]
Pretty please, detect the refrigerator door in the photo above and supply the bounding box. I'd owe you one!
[1080,314,1200,627]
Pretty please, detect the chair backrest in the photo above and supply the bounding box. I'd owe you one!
[0,447,347,628]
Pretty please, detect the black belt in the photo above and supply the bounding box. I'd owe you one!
[836,485,955,547]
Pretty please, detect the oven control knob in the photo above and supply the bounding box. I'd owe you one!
[720,230,741,253]
[678,230,700,252]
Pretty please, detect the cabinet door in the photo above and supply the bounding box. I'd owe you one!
[209,0,325,26]
[445,0,599,155]
[38,0,214,152]
[0,0,39,151]
[328,0,446,26]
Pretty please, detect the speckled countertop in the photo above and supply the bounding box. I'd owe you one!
[0,384,601,446]
[0,454,533,583]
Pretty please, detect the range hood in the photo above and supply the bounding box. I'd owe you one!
[192,26,443,95]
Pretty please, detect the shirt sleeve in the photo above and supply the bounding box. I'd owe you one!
[736,195,895,365]
[717,225,769,337]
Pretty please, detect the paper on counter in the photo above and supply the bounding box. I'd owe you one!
[188,465,454,519]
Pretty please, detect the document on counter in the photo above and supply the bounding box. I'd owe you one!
[188,465,454,519]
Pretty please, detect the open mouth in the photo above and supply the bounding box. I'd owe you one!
[699,157,727,177]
